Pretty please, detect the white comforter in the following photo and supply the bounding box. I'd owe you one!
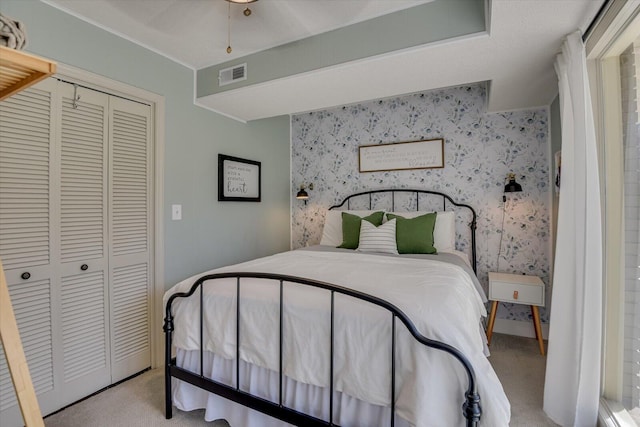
[164,249,510,426]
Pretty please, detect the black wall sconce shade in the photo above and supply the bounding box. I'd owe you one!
[296,183,313,204]
[504,173,522,193]
[296,188,309,200]
[502,173,522,203]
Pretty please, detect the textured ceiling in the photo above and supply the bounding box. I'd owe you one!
[42,0,434,69]
[42,0,604,121]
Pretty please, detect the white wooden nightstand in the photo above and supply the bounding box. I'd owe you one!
[486,272,546,355]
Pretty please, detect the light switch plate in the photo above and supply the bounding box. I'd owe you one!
[171,204,182,221]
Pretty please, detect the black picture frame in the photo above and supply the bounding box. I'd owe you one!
[218,154,261,202]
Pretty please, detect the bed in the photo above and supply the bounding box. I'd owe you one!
[163,189,510,427]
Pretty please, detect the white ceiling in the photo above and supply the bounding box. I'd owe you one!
[42,0,434,69]
[43,0,604,121]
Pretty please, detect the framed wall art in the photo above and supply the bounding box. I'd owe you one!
[218,154,261,202]
[358,138,444,173]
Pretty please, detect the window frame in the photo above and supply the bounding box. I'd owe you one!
[585,1,640,423]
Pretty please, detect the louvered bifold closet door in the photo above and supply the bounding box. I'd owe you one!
[57,84,111,404]
[0,79,59,426]
[108,97,152,382]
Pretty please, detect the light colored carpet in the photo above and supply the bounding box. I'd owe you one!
[43,367,227,427]
[488,333,558,426]
[44,333,555,426]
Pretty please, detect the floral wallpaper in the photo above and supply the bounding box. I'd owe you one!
[290,84,551,324]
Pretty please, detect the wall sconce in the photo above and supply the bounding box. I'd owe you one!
[503,173,522,202]
[498,173,524,271]
[296,183,313,205]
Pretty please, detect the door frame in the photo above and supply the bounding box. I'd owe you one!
[55,63,166,369]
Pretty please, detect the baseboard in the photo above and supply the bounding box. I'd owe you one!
[492,318,549,340]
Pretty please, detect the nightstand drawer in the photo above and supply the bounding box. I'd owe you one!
[488,272,545,306]
[490,280,544,305]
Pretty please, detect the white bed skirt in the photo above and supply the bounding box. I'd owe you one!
[172,348,413,427]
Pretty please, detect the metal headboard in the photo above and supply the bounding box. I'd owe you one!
[328,189,477,273]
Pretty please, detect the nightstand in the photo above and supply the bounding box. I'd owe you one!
[486,272,545,355]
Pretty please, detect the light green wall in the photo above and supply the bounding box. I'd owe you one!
[2,0,291,286]
[197,0,485,98]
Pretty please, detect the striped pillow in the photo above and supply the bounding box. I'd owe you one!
[357,218,398,254]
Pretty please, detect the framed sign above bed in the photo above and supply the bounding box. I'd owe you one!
[359,138,444,172]
[218,154,261,202]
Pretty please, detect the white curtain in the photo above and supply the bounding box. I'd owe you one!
[543,31,602,426]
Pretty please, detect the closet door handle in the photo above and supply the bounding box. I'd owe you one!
[80,264,88,271]
[21,272,31,280]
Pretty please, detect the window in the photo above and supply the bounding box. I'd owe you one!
[620,41,640,420]
[585,1,640,425]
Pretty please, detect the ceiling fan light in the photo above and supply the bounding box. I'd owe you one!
[226,0,258,4]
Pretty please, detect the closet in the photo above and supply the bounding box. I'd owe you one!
[0,77,153,426]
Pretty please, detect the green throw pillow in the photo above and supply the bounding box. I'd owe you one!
[338,211,384,249]
[386,212,437,254]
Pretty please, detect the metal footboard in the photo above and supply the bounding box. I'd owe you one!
[164,272,482,426]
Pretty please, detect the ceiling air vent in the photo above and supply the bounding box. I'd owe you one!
[219,63,247,87]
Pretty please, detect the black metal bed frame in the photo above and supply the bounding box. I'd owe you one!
[164,189,481,426]
[328,189,477,273]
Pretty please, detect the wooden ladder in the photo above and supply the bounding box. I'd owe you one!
[0,259,44,427]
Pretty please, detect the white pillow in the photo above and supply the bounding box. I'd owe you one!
[357,219,398,254]
[384,211,455,253]
[320,210,382,247]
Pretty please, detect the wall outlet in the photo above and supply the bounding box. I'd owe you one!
[171,204,182,221]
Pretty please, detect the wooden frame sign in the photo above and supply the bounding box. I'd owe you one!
[358,139,444,173]
[218,154,261,202]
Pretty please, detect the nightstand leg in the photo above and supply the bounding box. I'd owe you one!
[486,301,498,345]
[531,306,545,355]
